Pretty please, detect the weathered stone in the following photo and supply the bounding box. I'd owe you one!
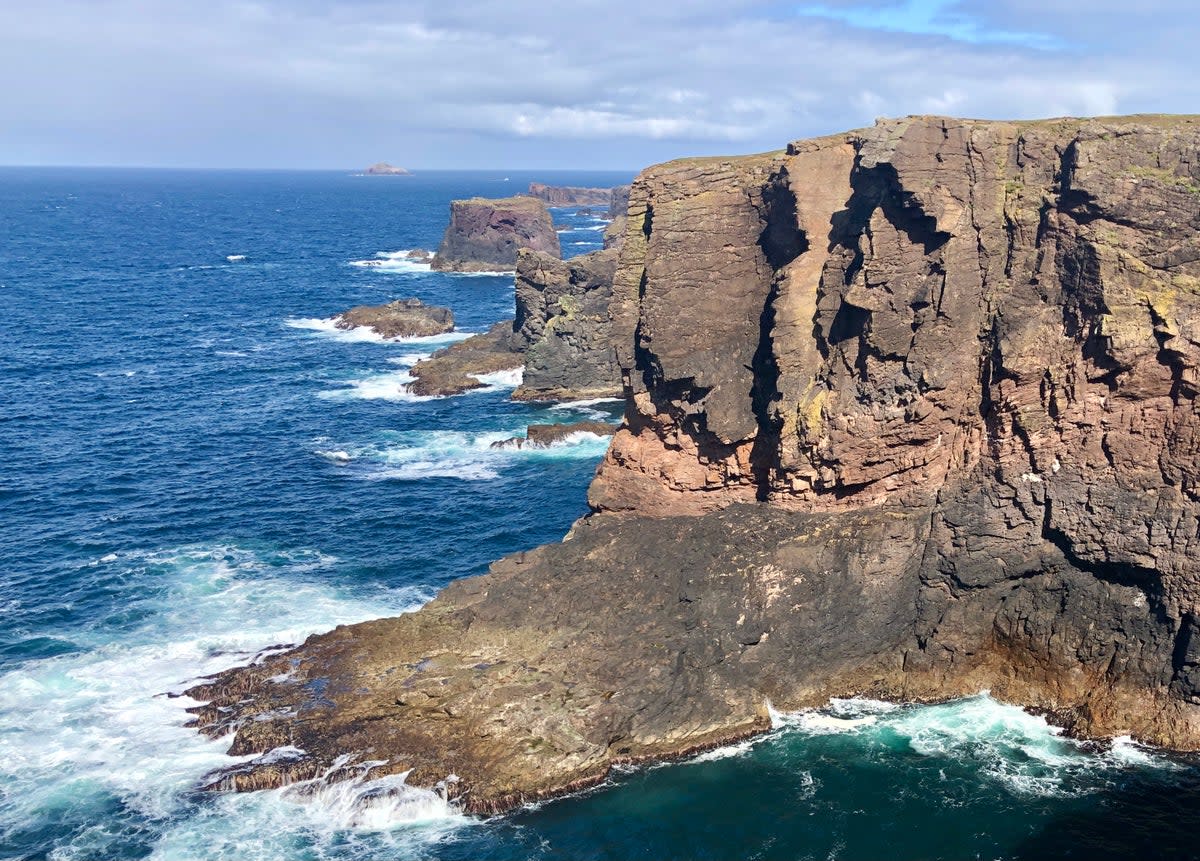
[431,197,560,272]
[334,298,453,340]
[511,248,622,401]
[190,114,1200,815]
[405,322,521,397]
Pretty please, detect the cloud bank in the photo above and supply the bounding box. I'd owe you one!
[2,0,1196,168]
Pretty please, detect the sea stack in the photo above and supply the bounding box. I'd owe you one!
[510,247,623,401]
[430,196,560,272]
[190,114,1200,815]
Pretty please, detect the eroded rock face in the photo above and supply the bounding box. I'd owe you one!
[190,114,1200,814]
[511,248,622,401]
[526,182,614,206]
[334,298,453,340]
[431,197,560,272]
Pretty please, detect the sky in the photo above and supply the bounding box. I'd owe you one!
[1,0,1196,169]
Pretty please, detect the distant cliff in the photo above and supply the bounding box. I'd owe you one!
[526,182,614,206]
[362,162,410,175]
[191,114,1200,813]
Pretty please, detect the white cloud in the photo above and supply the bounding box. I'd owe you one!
[0,0,1195,167]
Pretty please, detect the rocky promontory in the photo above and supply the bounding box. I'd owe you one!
[334,297,453,340]
[526,182,614,206]
[190,114,1200,814]
[431,197,560,272]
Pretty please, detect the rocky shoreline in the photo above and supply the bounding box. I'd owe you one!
[189,114,1200,815]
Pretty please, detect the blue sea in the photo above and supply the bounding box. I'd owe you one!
[2,167,1198,861]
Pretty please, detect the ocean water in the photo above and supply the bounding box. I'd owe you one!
[2,167,1197,861]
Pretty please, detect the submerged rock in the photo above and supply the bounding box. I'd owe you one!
[490,421,617,449]
[191,114,1200,814]
[405,322,522,397]
[431,197,559,272]
[334,298,453,340]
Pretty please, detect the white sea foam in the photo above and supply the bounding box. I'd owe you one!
[226,254,246,262]
[469,367,523,389]
[775,693,1178,798]
[316,428,613,482]
[318,369,429,402]
[348,250,432,274]
[547,397,624,421]
[285,317,474,347]
[0,546,443,860]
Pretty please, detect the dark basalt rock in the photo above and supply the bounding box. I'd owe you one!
[334,298,453,340]
[405,322,521,397]
[431,197,559,272]
[511,248,622,401]
[190,114,1200,815]
[490,421,617,449]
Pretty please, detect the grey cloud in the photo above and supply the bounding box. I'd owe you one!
[1,0,1196,168]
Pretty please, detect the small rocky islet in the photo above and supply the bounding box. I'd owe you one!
[192,114,1200,815]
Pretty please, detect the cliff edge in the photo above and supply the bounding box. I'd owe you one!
[189,114,1200,813]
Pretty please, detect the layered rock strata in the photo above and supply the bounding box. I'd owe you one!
[334,298,453,339]
[431,197,560,272]
[190,114,1200,814]
[526,182,614,206]
[604,184,632,250]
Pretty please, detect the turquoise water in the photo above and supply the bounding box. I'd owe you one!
[1,168,1195,860]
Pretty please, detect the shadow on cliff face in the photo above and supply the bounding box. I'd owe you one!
[1011,758,1200,860]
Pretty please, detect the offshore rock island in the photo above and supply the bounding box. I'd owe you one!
[189,114,1200,814]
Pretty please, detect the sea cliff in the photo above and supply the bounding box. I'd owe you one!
[189,114,1200,813]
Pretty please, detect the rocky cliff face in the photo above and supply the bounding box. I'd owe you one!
[527,182,614,206]
[431,197,560,272]
[189,115,1200,813]
[511,247,623,400]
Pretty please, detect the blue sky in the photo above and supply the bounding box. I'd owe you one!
[1,0,1195,169]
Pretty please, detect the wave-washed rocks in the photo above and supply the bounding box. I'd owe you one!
[490,421,617,449]
[405,322,522,397]
[334,297,453,339]
[192,114,1200,815]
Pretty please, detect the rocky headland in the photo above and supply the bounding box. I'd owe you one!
[334,297,453,340]
[431,197,560,272]
[190,114,1200,814]
[526,182,615,206]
